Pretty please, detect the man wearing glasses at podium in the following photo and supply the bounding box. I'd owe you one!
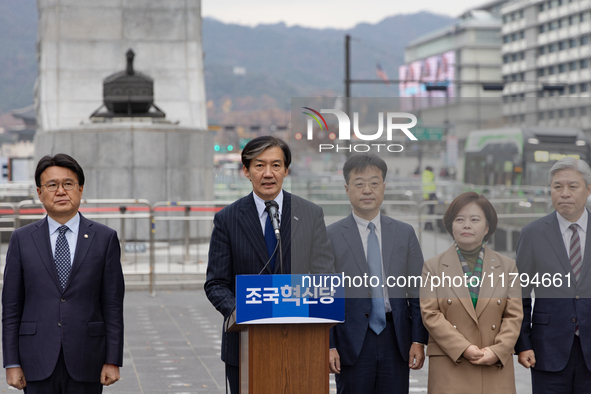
[205,136,334,393]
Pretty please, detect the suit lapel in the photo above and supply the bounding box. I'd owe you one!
[238,193,271,273]
[63,214,95,292]
[475,245,502,318]
[31,217,62,291]
[543,212,573,277]
[380,216,395,276]
[341,214,368,275]
[440,247,478,324]
[576,210,591,287]
[279,191,292,273]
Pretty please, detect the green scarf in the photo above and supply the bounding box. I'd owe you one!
[455,242,485,308]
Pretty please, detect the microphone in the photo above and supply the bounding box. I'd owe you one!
[264,200,281,240]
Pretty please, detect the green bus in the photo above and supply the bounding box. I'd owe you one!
[464,127,590,187]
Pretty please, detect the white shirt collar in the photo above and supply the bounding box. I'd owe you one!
[253,191,284,219]
[557,209,588,236]
[47,213,80,236]
[352,211,381,235]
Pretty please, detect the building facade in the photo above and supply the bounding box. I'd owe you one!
[501,0,591,130]
[401,1,507,140]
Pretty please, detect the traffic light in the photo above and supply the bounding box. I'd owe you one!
[214,144,236,153]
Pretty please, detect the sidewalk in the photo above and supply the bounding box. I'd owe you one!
[0,290,426,393]
[0,291,226,394]
[0,227,531,393]
[0,289,532,393]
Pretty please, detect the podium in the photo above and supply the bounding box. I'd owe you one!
[228,274,344,394]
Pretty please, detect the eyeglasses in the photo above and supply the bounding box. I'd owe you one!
[40,182,78,192]
[351,181,383,190]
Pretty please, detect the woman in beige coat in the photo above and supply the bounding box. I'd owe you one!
[420,192,523,394]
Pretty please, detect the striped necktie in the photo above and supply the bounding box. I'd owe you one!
[569,224,581,336]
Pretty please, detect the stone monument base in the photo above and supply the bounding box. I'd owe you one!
[34,118,214,241]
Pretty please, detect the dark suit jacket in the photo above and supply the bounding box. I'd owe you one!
[327,213,428,365]
[204,191,335,366]
[515,210,591,371]
[2,214,125,382]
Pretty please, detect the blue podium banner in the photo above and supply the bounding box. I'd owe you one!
[235,274,345,325]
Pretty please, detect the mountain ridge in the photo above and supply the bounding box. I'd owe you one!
[0,2,455,117]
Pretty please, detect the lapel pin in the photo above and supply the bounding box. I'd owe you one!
[84,234,89,239]
[294,216,299,221]
[491,259,496,262]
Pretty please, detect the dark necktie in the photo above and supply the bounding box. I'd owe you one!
[264,214,277,272]
[367,222,386,335]
[569,224,581,336]
[55,225,71,290]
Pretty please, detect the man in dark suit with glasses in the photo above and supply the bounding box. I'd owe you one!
[2,153,125,393]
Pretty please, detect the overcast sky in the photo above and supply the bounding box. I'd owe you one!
[202,0,478,29]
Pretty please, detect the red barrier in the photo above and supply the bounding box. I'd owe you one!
[0,206,224,216]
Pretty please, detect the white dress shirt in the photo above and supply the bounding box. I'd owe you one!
[253,191,284,236]
[48,213,80,266]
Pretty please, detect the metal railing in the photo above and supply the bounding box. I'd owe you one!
[0,194,556,292]
[150,200,233,274]
[318,197,553,257]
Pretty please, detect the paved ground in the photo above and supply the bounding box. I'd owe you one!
[0,229,531,393]
[0,289,532,393]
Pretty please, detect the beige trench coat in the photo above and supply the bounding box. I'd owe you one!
[420,245,523,394]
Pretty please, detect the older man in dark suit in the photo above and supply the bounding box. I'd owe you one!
[2,154,124,393]
[204,136,334,393]
[515,157,591,394]
[327,154,427,394]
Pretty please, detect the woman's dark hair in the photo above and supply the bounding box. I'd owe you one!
[241,136,291,169]
[442,192,497,242]
[342,154,387,183]
[35,154,85,187]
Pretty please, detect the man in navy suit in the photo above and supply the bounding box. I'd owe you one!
[204,136,334,393]
[515,157,591,393]
[2,154,124,393]
[327,154,427,394]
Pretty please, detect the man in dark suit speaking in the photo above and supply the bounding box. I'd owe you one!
[327,154,427,393]
[2,154,125,393]
[204,136,334,393]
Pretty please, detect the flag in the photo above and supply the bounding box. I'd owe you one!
[376,63,390,85]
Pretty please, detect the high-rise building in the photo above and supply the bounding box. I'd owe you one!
[501,0,591,130]
[400,1,507,139]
